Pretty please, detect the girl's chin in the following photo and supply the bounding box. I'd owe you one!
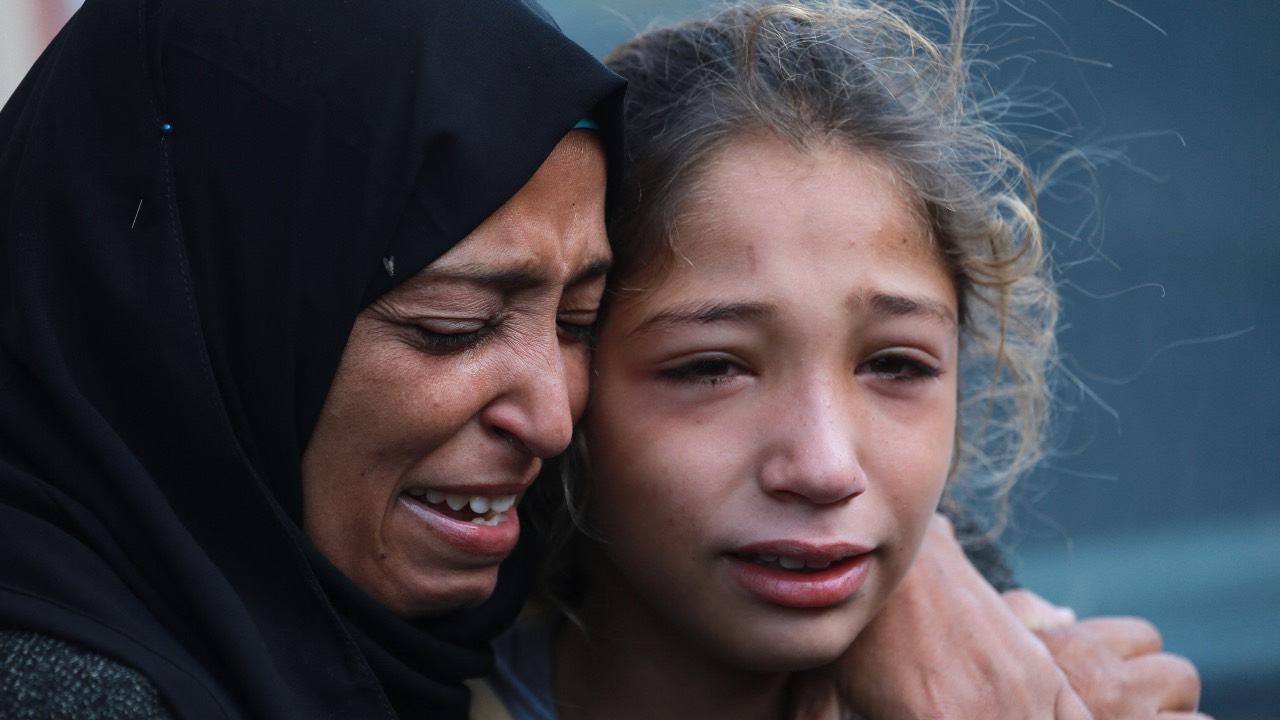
[705,620,869,675]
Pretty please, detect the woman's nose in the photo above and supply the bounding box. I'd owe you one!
[481,333,575,459]
[757,381,868,505]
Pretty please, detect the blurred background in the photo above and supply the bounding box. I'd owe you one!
[3,0,1275,716]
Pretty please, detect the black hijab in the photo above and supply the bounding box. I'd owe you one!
[0,0,623,717]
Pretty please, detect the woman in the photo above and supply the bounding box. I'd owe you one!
[482,3,1206,718]
[0,0,622,716]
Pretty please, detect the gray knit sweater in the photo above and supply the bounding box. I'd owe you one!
[0,630,172,719]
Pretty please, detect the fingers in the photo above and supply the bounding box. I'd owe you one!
[1156,714,1214,720]
[1052,616,1163,659]
[1004,589,1077,631]
[1038,616,1203,720]
[1125,652,1203,712]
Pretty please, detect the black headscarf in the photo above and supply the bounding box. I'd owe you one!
[0,0,623,717]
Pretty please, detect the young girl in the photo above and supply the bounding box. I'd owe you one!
[483,2,1058,717]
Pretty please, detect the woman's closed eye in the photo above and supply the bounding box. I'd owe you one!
[557,312,599,345]
[414,319,491,354]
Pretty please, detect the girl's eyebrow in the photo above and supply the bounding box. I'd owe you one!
[629,301,775,337]
[861,291,957,329]
[629,291,954,337]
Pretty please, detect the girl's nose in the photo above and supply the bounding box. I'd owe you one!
[757,381,868,505]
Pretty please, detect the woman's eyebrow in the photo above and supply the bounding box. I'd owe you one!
[419,264,547,288]
[417,256,612,289]
[630,301,775,337]
[573,256,613,285]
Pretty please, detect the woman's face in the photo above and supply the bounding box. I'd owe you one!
[303,132,610,617]
[584,135,957,671]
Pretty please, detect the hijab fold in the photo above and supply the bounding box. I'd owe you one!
[0,0,624,716]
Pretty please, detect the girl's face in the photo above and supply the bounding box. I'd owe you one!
[583,135,958,671]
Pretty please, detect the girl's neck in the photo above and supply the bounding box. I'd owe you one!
[551,562,791,720]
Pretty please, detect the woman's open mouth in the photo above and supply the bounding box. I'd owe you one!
[397,487,524,558]
[404,488,516,526]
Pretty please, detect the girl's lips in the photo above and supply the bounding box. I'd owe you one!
[398,493,521,560]
[724,544,873,609]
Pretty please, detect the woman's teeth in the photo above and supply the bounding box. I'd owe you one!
[406,488,516,526]
[750,554,833,571]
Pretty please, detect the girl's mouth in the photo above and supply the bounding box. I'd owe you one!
[732,552,840,571]
[725,552,873,608]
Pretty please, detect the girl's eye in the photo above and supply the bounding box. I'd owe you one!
[659,356,742,386]
[859,354,941,382]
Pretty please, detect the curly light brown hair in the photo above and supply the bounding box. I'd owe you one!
[532,0,1059,610]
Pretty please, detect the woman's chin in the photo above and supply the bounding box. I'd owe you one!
[372,566,502,619]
